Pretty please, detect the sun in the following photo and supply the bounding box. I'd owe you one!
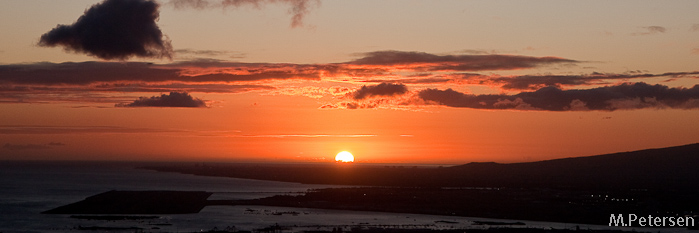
[335,151,355,163]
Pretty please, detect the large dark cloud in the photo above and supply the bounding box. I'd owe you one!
[349,51,576,71]
[352,83,408,100]
[0,51,581,86]
[169,0,320,28]
[38,0,172,60]
[419,82,699,111]
[116,92,207,107]
[0,61,319,85]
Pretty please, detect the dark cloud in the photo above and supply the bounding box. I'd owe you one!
[38,0,172,60]
[352,83,408,100]
[349,51,576,71]
[632,26,667,36]
[93,83,275,93]
[419,82,699,111]
[169,0,320,28]
[490,72,699,90]
[2,142,64,150]
[0,61,319,85]
[0,52,578,86]
[116,92,207,107]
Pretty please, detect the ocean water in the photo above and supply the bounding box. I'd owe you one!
[0,161,342,233]
[0,161,692,233]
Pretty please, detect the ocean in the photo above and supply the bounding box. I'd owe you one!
[0,161,691,233]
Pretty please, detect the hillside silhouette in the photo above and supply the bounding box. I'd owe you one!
[147,143,699,190]
[444,143,699,190]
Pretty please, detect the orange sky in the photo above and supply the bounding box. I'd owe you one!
[1,0,698,164]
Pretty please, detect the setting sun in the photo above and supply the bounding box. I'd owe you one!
[335,151,355,163]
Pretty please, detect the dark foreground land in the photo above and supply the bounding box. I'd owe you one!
[144,143,699,226]
[43,190,212,214]
[43,144,699,231]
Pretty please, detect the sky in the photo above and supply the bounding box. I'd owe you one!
[1,0,698,164]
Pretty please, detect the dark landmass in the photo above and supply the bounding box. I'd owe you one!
[77,226,144,231]
[140,143,699,226]
[205,226,647,233]
[70,215,160,220]
[143,143,699,190]
[42,144,698,231]
[294,229,640,233]
[235,187,699,226]
[43,190,211,214]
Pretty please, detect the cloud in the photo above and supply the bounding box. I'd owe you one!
[169,0,320,28]
[115,92,207,107]
[692,48,699,55]
[691,24,699,32]
[419,82,699,111]
[267,86,352,99]
[632,26,667,36]
[487,71,699,90]
[2,51,698,108]
[349,50,576,71]
[38,0,172,60]
[0,126,177,134]
[0,61,319,85]
[2,142,64,150]
[175,49,246,59]
[0,52,577,86]
[352,83,408,100]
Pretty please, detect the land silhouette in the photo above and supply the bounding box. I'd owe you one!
[45,143,699,229]
[147,143,699,190]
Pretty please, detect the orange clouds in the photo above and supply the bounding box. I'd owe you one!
[2,50,698,110]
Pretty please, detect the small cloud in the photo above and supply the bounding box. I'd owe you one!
[38,0,172,60]
[174,49,245,59]
[115,92,207,108]
[168,0,320,28]
[631,26,667,36]
[352,83,408,100]
[691,24,699,32]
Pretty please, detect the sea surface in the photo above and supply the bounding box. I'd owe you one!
[0,161,692,233]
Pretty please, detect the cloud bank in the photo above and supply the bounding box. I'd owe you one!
[38,0,172,60]
[116,92,207,107]
[419,82,699,111]
[349,51,576,71]
[2,50,697,111]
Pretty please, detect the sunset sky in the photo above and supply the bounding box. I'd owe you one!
[1,0,698,164]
